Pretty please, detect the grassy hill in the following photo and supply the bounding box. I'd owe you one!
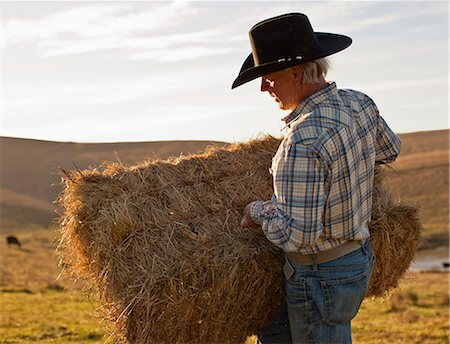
[0,137,224,230]
[384,130,449,249]
[0,130,448,248]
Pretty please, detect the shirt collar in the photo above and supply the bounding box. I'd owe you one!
[281,82,338,128]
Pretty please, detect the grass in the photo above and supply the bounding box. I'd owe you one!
[352,272,449,344]
[1,273,448,344]
[1,227,448,343]
[0,228,78,292]
[245,272,449,344]
[0,228,111,343]
[0,288,112,344]
[382,130,449,250]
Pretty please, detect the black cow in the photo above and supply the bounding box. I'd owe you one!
[6,236,21,248]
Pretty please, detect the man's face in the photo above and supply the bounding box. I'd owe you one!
[260,67,300,111]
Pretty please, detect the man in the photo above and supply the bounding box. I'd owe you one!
[232,13,401,343]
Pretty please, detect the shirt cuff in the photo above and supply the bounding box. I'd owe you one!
[249,201,264,225]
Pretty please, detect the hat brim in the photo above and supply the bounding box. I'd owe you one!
[231,33,352,89]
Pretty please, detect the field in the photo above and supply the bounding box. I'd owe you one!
[385,130,449,250]
[0,289,107,344]
[0,229,108,344]
[1,130,448,343]
[0,137,224,229]
[0,229,448,343]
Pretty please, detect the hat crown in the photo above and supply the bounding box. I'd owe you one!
[249,13,320,66]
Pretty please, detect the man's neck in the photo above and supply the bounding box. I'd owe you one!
[281,80,331,125]
[298,80,329,104]
[287,78,328,112]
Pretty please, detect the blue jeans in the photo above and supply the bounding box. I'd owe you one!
[258,240,375,344]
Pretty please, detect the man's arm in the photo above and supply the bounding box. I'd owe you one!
[246,143,328,252]
[375,114,401,164]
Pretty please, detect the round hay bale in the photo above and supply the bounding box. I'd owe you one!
[367,167,422,297]
[57,136,421,343]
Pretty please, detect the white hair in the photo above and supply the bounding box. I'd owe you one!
[300,57,331,83]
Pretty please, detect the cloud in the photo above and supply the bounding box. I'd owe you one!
[4,2,195,43]
[129,46,231,62]
[3,1,447,143]
[6,1,422,62]
[36,29,231,59]
[2,2,242,61]
[3,2,209,57]
[4,61,234,114]
[361,77,448,93]
[277,1,447,36]
[2,103,250,142]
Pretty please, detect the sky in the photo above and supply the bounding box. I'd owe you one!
[1,1,448,143]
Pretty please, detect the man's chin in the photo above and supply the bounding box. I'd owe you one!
[274,99,290,111]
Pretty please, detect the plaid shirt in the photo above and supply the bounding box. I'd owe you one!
[250,82,401,254]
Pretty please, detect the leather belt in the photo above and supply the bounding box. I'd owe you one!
[286,240,364,266]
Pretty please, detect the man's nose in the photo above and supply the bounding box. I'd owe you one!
[260,78,270,92]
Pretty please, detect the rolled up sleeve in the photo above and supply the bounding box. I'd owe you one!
[375,115,401,163]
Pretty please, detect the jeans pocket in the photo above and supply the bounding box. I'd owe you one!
[320,269,368,324]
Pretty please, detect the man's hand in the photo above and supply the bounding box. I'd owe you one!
[240,203,259,228]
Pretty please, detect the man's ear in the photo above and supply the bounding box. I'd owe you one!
[291,65,303,82]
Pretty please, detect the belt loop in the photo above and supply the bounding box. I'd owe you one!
[361,240,369,257]
[309,253,318,272]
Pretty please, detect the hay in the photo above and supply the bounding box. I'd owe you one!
[367,167,422,297]
[57,136,421,343]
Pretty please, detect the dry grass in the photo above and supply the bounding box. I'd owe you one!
[388,290,420,312]
[0,288,110,344]
[0,227,445,344]
[352,272,449,344]
[0,229,79,292]
[57,136,422,343]
[385,130,449,249]
[0,136,223,229]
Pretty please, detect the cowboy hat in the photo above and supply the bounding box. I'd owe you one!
[231,13,352,89]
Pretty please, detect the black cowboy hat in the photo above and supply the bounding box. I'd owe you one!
[231,13,352,89]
